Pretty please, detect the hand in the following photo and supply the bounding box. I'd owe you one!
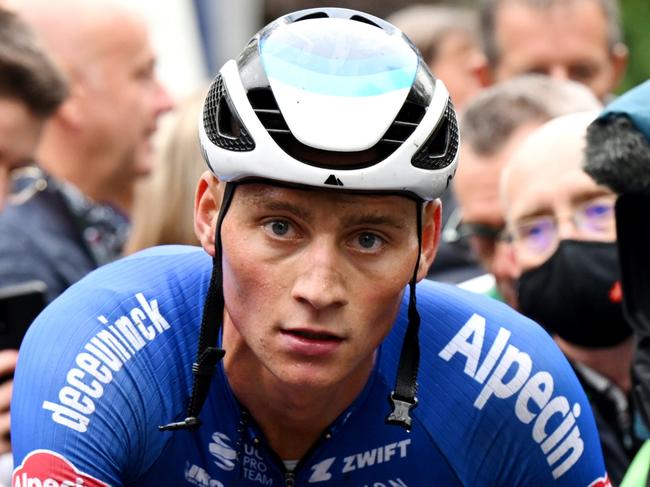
[0,350,19,454]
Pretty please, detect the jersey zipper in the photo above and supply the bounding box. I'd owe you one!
[284,471,296,487]
[240,410,335,485]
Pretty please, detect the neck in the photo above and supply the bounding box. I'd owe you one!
[40,155,133,215]
[222,321,375,461]
[37,127,134,215]
[554,335,634,393]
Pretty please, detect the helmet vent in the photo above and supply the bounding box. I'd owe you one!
[411,101,459,170]
[294,11,329,22]
[247,87,432,168]
[381,101,426,145]
[349,15,381,29]
[248,88,290,135]
[204,74,255,152]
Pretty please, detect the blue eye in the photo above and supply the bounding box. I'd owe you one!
[578,198,615,234]
[583,203,613,218]
[353,232,386,252]
[270,220,290,236]
[358,233,378,249]
[516,217,556,254]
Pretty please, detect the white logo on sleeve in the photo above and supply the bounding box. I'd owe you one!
[209,432,237,471]
[439,313,585,480]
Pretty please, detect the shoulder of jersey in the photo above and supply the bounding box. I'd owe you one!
[22,245,211,345]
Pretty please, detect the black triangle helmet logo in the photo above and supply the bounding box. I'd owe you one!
[324,174,344,186]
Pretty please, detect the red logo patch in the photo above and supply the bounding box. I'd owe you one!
[609,281,623,304]
[12,450,109,487]
[588,473,612,487]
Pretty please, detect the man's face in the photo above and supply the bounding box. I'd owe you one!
[0,98,44,211]
[503,115,616,273]
[210,183,436,391]
[491,0,626,100]
[454,124,537,307]
[429,30,485,110]
[78,12,173,195]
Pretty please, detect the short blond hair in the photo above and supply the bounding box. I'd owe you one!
[125,89,207,253]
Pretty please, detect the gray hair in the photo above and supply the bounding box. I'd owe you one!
[461,74,601,156]
[479,0,624,68]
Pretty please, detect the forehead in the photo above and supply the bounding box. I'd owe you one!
[84,10,152,75]
[454,148,504,224]
[0,98,43,168]
[455,124,538,223]
[495,0,610,59]
[232,183,417,217]
[504,117,605,218]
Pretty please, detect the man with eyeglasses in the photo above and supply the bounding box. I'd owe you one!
[501,110,641,485]
[453,75,601,308]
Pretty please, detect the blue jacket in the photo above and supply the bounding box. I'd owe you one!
[0,178,96,304]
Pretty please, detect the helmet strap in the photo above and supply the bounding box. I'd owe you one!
[159,182,236,431]
[386,201,422,430]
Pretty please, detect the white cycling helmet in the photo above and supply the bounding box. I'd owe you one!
[162,7,459,434]
[199,7,459,201]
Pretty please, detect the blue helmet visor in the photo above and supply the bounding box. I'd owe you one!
[260,18,419,97]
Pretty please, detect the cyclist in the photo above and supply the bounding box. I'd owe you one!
[12,8,611,486]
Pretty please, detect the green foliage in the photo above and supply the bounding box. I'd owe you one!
[619,0,650,93]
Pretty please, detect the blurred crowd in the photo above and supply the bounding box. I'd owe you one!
[0,0,649,486]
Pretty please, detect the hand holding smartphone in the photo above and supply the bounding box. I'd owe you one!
[0,281,46,351]
[0,281,46,449]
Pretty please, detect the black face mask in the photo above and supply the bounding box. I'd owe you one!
[518,240,632,348]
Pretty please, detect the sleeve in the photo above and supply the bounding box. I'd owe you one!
[10,277,190,487]
[415,282,612,487]
[0,221,51,287]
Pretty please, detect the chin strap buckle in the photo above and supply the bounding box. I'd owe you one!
[386,392,418,431]
[159,416,202,432]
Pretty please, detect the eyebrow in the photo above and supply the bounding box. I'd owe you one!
[256,199,312,221]
[340,213,407,229]
[569,188,613,206]
[514,204,554,223]
[241,190,408,229]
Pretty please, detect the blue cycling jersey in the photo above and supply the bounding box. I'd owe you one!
[11,246,611,487]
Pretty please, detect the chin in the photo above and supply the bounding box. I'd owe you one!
[134,159,153,178]
[275,363,347,391]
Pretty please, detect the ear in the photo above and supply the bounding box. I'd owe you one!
[416,199,442,281]
[55,82,87,129]
[469,53,494,88]
[194,171,223,256]
[472,56,494,89]
[609,43,629,92]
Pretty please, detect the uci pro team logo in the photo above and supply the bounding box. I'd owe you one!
[209,432,237,471]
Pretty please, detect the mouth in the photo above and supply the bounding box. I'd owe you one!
[280,328,345,357]
[283,329,343,341]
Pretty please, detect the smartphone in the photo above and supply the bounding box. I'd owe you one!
[0,280,47,350]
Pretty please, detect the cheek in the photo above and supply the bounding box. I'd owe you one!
[221,238,283,322]
[350,269,410,340]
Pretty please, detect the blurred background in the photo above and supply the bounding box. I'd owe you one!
[141,0,650,102]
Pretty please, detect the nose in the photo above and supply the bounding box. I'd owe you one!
[491,240,518,281]
[291,240,348,311]
[549,65,570,81]
[556,216,580,241]
[152,78,174,117]
[0,167,7,212]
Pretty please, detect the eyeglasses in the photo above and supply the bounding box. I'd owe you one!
[510,194,616,258]
[8,166,47,205]
[442,207,509,263]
